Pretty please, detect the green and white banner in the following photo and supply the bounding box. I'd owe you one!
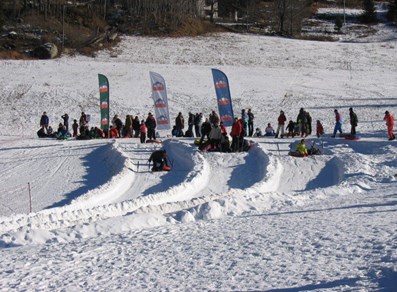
[98,74,110,133]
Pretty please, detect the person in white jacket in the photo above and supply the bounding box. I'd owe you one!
[209,123,222,149]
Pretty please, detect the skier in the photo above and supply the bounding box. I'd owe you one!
[384,111,395,140]
[349,107,358,136]
[331,109,343,137]
[275,110,287,138]
[148,149,169,171]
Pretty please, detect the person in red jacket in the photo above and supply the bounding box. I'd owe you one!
[275,110,287,138]
[140,120,147,143]
[220,121,227,135]
[230,117,242,152]
[384,111,395,140]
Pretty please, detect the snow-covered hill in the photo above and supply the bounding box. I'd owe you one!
[0,29,397,290]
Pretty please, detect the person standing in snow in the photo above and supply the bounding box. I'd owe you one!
[241,109,249,136]
[40,111,49,133]
[209,110,220,126]
[384,111,395,140]
[145,112,157,141]
[188,112,195,136]
[332,109,343,137]
[247,108,255,137]
[72,119,79,137]
[275,110,287,138]
[124,114,133,138]
[230,117,242,152]
[61,113,69,132]
[133,116,140,138]
[209,122,222,150]
[194,113,202,138]
[296,108,308,137]
[316,120,324,138]
[200,118,212,145]
[175,112,185,137]
[140,120,147,143]
[349,107,358,136]
[79,112,88,134]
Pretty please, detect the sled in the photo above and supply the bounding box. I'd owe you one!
[146,139,162,144]
[194,139,207,145]
[288,151,307,158]
[152,165,171,172]
[344,134,360,140]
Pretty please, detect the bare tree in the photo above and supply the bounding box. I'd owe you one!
[272,0,312,36]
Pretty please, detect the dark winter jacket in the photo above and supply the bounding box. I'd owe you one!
[175,114,185,129]
[145,116,157,129]
[350,111,358,126]
[201,121,212,135]
[40,114,49,126]
[149,150,168,166]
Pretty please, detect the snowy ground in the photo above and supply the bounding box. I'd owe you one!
[1,21,397,291]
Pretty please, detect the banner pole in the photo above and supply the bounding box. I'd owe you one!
[28,182,32,214]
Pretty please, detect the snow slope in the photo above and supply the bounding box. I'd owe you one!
[0,28,397,290]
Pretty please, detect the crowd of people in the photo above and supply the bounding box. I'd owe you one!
[37,111,161,143]
[37,107,396,147]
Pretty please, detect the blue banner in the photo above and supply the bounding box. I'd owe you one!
[211,69,234,127]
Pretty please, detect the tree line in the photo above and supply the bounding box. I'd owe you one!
[1,0,395,37]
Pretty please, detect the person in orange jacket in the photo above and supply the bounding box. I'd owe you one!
[230,117,242,152]
[384,111,395,140]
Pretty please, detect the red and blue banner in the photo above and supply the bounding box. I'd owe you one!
[149,72,171,130]
[211,68,234,127]
[98,74,110,133]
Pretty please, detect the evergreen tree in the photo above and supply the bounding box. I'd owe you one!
[387,0,397,22]
[361,0,377,23]
[334,16,343,33]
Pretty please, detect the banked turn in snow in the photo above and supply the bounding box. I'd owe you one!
[0,136,385,246]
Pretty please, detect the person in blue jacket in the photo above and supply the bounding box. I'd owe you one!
[40,111,49,133]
